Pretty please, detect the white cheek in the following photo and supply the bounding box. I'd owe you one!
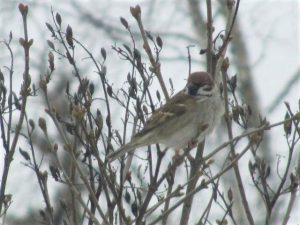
[183,87,189,95]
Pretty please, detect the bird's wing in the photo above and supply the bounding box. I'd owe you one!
[108,93,192,161]
[136,91,193,137]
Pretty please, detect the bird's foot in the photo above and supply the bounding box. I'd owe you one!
[187,139,198,149]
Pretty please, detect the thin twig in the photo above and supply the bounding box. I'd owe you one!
[0,5,31,213]
[4,41,14,154]
[204,104,299,162]
[148,143,252,225]
[268,103,299,209]
[179,141,205,225]
[25,115,54,225]
[221,63,254,225]
[206,0,213,75]
[186,45,194,76]
[42,88,110,225]
[216,0,240,59]
[281,183,298,225]
[131,5,170,101]
[52,152,103,225]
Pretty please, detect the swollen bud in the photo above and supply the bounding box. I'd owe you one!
[48,51,55,72]
[120,17,129,29]
[100,47,106,61]
[39,79,47,93]
[156,36,163,48]
[66,25,74,48]
[55,13,62,26]
[284,112,292,136]
[18,3,28,16]
[130,5,141,19]
[38,117,47,134]
[222,57,230,71]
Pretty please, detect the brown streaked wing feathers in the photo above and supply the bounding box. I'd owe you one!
[136,91,193,137]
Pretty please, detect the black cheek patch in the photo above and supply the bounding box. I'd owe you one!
[188,85,199,96]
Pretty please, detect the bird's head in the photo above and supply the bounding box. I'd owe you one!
[184,72,215,97]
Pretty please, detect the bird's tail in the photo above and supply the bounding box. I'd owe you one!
[107,140,142,162]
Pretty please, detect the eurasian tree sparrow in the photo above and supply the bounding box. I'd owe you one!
[108,71,224,161]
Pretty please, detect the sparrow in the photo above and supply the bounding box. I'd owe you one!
[108,71,224,161]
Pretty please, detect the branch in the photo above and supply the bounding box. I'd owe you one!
[130,5,170,101]
[148,142,252,225]
[281,184,297,225]
[179,142,205,225]
[206,0,213,75]
[216,0,240,60]
[221,61,254,225]
[0,4,32,213]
